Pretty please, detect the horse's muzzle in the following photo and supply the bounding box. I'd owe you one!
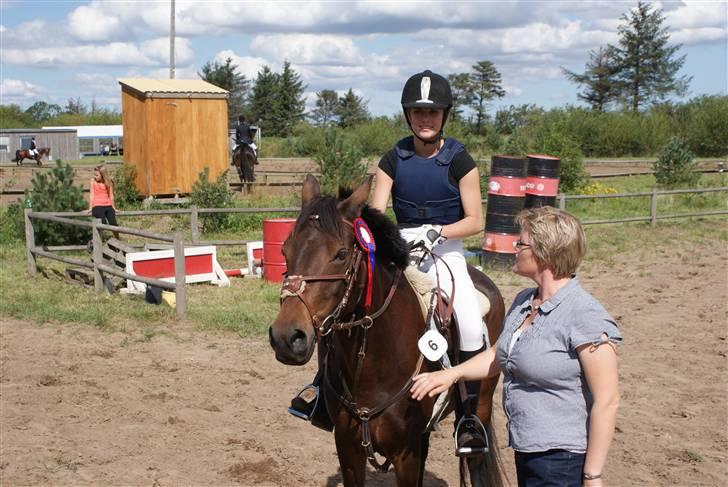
[268,324,315,365]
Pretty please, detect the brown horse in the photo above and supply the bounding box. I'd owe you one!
[14,147,51,166]
[269,175,506,487]
[233,144,258,193]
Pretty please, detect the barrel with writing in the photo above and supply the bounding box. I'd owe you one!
[525,154,560,208]
[483,155,527,268]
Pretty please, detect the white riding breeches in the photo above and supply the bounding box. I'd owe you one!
[399,226,485,352]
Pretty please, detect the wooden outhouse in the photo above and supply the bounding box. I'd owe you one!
[118,78,229,196]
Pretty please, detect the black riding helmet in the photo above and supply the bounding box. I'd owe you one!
[401,70,452,144]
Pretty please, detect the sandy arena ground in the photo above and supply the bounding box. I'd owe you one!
[1,229,726,486]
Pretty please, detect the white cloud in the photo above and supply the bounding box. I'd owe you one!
[2,43,153,67]
[141,37,194,65]
[212,50,272,80]
[68,5,128,41]
[250,34,363,66]
[0,79,44,101]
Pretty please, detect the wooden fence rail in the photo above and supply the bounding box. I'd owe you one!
[23,186,726,319]
[25,209,187,319]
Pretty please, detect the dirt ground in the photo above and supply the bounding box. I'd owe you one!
[1,231,726,487]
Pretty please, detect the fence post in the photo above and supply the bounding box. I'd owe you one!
[190,206,199,245]
[557,194,566,211]
[24,208,37,275]
[650,187,658,226]
[92,219,104,293]
[173,232,187,319]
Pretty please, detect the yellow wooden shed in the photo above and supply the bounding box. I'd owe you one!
[119,78,229,196]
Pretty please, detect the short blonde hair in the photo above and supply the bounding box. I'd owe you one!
[515,207,586,278]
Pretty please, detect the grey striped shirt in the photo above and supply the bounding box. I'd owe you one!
[495,277,621,452]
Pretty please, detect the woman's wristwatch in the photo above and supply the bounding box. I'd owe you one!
[583,472,602,480]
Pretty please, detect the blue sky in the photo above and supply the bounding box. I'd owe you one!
[1,0,726,118]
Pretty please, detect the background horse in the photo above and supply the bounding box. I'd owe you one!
[14,147,51,166]
[233,145,258,193]
[269,175,506,487]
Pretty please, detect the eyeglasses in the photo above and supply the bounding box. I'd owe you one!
[514,239,532,251]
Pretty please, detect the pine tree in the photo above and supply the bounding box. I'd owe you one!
[611,1,691,112]
[447,73,473,122]
[468,61,505,134]
[563,47,622,111]
[249,65,279,136]
[199,57,249,125]
[273,61,306,136]
[336,89,369,128]
[310,89,339,126]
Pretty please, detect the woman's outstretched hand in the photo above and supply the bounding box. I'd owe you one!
[410,369,459,401]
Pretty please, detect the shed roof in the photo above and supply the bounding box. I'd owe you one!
[43,125,123,137]
[118,78,228,99]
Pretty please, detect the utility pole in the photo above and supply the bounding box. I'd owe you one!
[169,0,175,79]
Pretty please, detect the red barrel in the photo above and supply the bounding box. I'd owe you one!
[525,154,560,208]
[483,155,526,268]
[488,155,527,197]
[263,218,296,283]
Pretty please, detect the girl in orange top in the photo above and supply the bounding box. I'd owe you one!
[87,164,119,236]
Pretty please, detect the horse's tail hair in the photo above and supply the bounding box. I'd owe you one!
[459,421,509,487]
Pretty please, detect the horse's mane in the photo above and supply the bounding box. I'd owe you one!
[295,188,409,269]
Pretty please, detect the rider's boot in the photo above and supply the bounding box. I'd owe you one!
[455,347,489,457]
[288,370,334,432]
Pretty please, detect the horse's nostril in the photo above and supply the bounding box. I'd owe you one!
[289,329,309,354]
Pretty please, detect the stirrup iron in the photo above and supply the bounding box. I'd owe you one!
[287,383,320,421]
[454,414,489,457]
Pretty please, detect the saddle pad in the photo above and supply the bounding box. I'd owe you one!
[403,265,491,320]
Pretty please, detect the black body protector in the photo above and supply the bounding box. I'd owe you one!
[401,70,453,145]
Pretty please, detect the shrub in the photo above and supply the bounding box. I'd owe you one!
[0,202,24,243]
[654,138,699,188]
[315,128,367,194]
[28,161,90,245]
[113,165,140,208]
[190,168,234,233]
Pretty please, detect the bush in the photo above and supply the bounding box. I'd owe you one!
[190,168,234,233]
[654,138,699,188]
[0,202,24,244]
[28,161,90,245]
[680,95,728,157]
[315,129,367,194]
[113,165,140,208]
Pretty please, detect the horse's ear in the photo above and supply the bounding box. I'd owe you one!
[339,176,372,220]
[302,174,320,207]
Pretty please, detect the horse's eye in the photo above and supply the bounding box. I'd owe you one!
[333,248,348,262]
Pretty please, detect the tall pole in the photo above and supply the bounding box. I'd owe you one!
[169,0,175,79]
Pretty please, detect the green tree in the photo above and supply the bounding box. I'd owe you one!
[274,61,307,136]
[25,101,63,123]
[468,61,505,134]
[563,47,622,111]
[315,129,366,194]
[494,104,543,135]
[249,65,279,136]
[310,89,339,126]
[611,1,691,112]
[28,161,89,245]
[653,137,698,188]
[190,168,234,233]
[199,57,250,125]
[0,104,36,128]
[64,97,87,115]
[336,88,369,128]
[447,73,473,123]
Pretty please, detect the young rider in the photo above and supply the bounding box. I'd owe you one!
[289,70,489,457]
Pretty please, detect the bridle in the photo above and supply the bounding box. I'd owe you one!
[279,216,402,338]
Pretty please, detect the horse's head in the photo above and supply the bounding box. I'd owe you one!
[268,174,372,365]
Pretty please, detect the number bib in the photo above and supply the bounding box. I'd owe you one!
[418,329,448,362]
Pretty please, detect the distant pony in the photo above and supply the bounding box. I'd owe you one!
[233,144,258,193]
[14,147,51,167]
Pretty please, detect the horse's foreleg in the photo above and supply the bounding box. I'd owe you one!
[335,426,367,487]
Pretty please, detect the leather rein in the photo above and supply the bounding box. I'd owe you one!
[278,215,424,472]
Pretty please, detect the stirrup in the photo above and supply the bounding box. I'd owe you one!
[454,414,489,457]
[287,384,319,421]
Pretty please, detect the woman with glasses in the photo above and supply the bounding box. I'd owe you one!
[411,206,621,486]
